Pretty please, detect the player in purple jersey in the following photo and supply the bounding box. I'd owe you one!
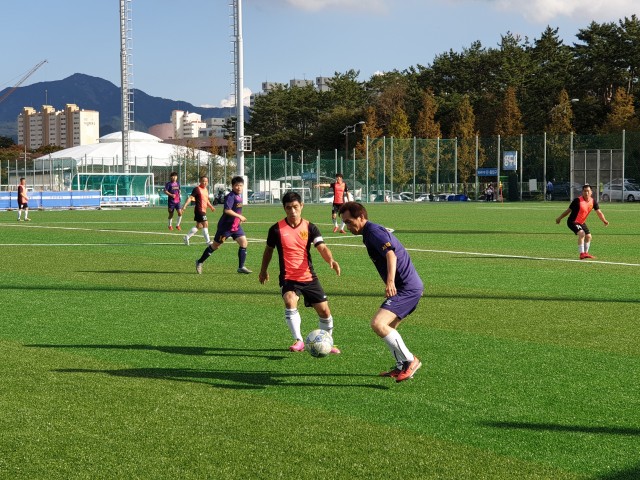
[195,176,252,274]
[163,172,183,231]
[339,201,424,383]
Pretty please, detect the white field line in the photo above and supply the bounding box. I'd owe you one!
[2,223,638,267]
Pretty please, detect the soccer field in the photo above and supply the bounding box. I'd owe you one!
[1,201,639,479]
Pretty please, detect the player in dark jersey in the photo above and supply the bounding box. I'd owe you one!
[163,172,183,231]
[339,201,424,382]
[259,191,341,354]
[329,173,348,233]
[195,176,251,274]
[16,177,31,222]
[556,183,609,259]
[182,176,215,246]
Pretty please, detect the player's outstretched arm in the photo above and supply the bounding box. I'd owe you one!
[316,243,340,276]
[556,208,571,224]
[259,246,274,284]
[597,209,609,226]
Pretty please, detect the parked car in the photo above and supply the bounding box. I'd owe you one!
[372,193,404,202]
[601,182,640,202]
[399,191,416,202]
[416,193,432,202]
[318,191,335,204]
[248,191,274,204]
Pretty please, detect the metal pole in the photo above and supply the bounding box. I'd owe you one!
[543,132,547,201]
[475,135,479,200]
[365,135,369,202]
[234,0,245,176]
[412,137,416,200]
[519,133,523,201]
[622,129,626,203]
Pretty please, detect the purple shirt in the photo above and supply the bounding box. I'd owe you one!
[165,181,181,205]
[217,192,243,232]
[362,221,423,292]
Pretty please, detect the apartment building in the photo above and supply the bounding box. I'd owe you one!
[17,104,99,149]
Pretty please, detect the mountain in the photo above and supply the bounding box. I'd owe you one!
[0,73,237,141]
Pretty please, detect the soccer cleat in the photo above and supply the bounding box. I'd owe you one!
[17,218,21,222]
[379,366,403,378]
[195,261,203,274]
[579,252,588,260]
[168,225,173,230]
[329,345,341,354]
[176,225,182,231]
[396,356,422,383]
[237,266,252,274]
[339,229,346,234]
[24,218,31,222]
[289,340,305,352]
[583,252,596,259]
[183,235,190,246]
[333,226,339,233]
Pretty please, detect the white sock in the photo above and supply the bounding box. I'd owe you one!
[168,219,173,227]
[17,210,22,220]
[332,218,338,227]
[186,227,198,239]
[203,228,210,243]
[382,330,413,365]
[585,242,590,253]
[24,209,28,220]
[340,222,345,230]
[318,316,334,337]
[579,244,585,253]
[285,308,302,341]
[176,215,182,227]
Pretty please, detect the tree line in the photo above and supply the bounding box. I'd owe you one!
[247,16,640,160]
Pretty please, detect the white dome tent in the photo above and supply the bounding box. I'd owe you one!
[29,131,228,205]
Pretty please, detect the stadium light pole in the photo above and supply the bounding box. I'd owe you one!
[340,121,365,169]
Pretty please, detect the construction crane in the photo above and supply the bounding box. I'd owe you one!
[0,59,48,105]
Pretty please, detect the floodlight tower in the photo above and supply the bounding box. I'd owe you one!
[119,0,134,173]
[231,0,245,176]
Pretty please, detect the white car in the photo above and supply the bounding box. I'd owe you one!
[601,183,640,202]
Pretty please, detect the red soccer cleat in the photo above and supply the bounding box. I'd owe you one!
[579,252,588,260]
[583,252,596,259]
[168,225,173,230]
[333,226,339,233]
[379,366,402,378]
[289,340,305,352]
[176,225,182,231]
[396,356,422,383]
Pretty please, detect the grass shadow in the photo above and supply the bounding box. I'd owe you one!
[26,343,287,360]
[55,366,389,390]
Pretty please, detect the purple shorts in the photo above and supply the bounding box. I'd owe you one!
[168,203,182,213]
[380,288,423,319]
[213,226,246,244]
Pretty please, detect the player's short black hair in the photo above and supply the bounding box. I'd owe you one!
[338,201,368,220]
[335,173,343,178]
[231,176,244,186]
[582,184,591,189]
[170,172,178,177]
[282,191,302,205]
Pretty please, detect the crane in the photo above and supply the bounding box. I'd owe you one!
[0,59,48,105]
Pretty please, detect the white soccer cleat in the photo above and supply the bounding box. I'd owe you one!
[183,235,190,246]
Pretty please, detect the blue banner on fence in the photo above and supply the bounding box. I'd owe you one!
[477,168,497,176]
[0,190,101,210]
[503,151,518,171]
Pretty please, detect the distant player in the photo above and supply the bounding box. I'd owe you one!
[195,176,252,274]
[259,191,341,354]
[339,201,424,382]
[163,171,183,231]
[329,173,348,233]
[182,176,215,245]
[17,177,31,222]
[556,183,609,259]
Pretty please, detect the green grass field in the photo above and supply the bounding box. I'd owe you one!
[1,200,639,479]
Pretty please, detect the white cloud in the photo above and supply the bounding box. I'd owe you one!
[213,87,253,109]
[487,0,637,23]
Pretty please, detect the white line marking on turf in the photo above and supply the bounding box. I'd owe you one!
[326,242,640,267]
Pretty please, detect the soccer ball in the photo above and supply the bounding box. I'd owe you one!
[305,329,333,358]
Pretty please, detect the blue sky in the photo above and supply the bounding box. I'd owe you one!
[2,0,637,110]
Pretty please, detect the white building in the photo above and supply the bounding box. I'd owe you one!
[17,104,99,149]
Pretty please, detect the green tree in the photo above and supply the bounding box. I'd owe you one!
[415,89,442,185]
[387,107,412,188]
[547,89,574,134]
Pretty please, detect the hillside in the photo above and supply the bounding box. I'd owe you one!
[0,73,236,140]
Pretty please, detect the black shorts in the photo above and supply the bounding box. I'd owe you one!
[18,203,28,210]
[331,203,343,215]
[568,221,590,235]
[281,278,327,307]
[194,212,208,223]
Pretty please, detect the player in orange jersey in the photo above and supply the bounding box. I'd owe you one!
[259,191,341,354]
[556,184,609,259]
[329,173,348,233]
[182,176,215,246]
